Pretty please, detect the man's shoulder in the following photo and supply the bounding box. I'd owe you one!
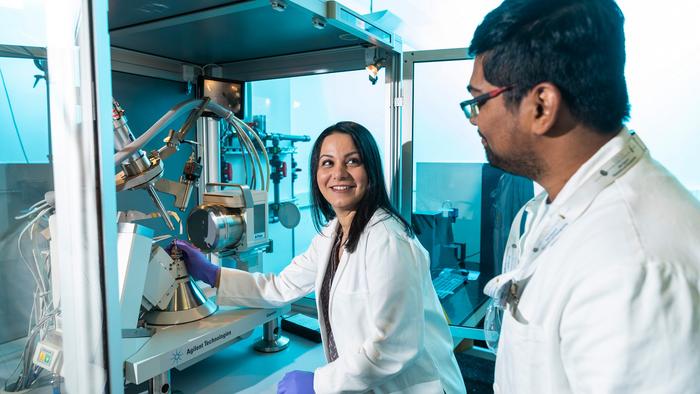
[560,156,700,271]
[610,156,700,254]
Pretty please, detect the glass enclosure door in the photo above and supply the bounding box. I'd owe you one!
[1,0,122,393]
[403,49,534,334]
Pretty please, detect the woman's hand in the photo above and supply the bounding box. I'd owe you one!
[166,240,221,287]
[277,370,314,394]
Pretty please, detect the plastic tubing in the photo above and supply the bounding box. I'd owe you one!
[235,124,256,188]
[113,98,203,165]
[235,124,250,186]
[232,120,262,190]
[206,102,271,191]
[234,116,271,191]
[113,99,271,190]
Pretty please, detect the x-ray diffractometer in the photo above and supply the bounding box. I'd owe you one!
[0,1,403,393]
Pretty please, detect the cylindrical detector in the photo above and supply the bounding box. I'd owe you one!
[187,204,244,253]
[113,100,151,173]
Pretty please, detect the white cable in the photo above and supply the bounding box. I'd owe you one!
[28,198,47,210]
[18,308,58,387]
[18,218,42,291]
[30,221,48,295]
[233,122,250,186]
[14,202,48,219]
[234,121,260,189]
[33,290,40,335]
[233,116,271,191]
[27,289,36,335]
[30,308,59,332]
[43,254,53,312]
[231,119,258,189]
[229,118,258,189]
[29,219,47,292]
[12,189,53,393]
[202,102,269,190]
[18,207,52,292]
[233,116,270,190]
[14,295,58,390]
[113,98,204,165]
[239,122,265,190]
[15,205,53,357]
[231,122,251,186]
[233,119,265,191]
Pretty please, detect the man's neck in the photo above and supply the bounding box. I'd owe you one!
[537,128,616,202]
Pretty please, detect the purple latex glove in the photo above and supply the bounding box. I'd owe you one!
[166,239,220,287]
[277,370,315,394]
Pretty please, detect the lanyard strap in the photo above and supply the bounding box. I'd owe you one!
[485,131,648,306]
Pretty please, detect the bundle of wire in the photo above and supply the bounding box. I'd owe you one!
[5,193,59,392]
[112,98,271,193]
[220,112,271,192]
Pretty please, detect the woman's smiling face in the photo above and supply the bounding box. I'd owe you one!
[316,132,368,216]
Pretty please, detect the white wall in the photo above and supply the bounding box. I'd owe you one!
[620,1,700,194]
[0,0,46,47]
[342,0,700,194]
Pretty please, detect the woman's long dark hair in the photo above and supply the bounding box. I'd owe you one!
[309,121,412,253]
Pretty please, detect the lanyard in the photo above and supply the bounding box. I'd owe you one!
[484,130,648,309]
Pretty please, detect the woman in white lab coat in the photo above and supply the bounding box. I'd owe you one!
[172,121,466,394]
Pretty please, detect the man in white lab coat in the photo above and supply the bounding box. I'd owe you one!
[460,0,700,392]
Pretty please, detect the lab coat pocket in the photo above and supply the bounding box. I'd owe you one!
[498,313,546,391]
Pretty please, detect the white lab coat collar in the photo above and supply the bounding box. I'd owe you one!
[318,208,393,240]
[516,128,641,267]
[549,127,632,209]
[525,128,633,221]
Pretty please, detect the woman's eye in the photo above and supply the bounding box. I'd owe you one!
[321,160,333,167]
[347,157,362,166]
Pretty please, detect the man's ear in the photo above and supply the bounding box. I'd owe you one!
[521,82,562,136]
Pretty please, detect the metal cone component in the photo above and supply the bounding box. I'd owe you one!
[144,243,218,326]
[144,278,217,326]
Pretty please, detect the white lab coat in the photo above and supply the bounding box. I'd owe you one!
[217,209,466,394]
[493,130,700,393]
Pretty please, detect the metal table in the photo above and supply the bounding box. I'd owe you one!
[123,305,290,391]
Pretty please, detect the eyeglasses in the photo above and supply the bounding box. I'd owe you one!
[459,86,512,120]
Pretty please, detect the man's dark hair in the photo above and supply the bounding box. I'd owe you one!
[309,121,412,253]
[469,0,630,134]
